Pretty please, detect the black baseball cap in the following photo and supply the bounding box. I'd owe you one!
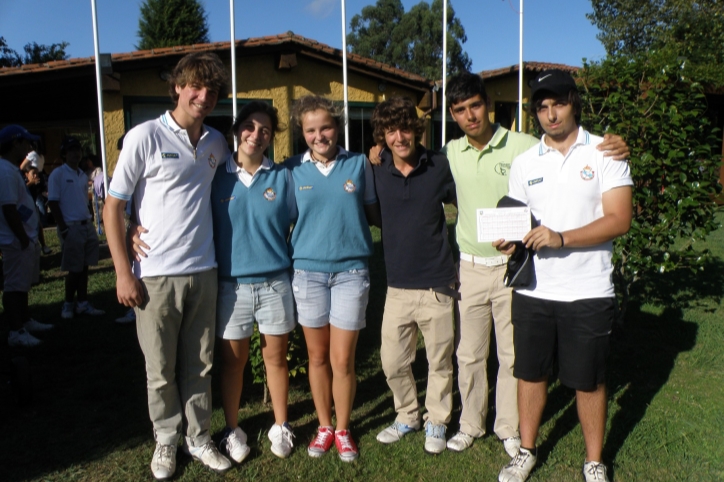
[60,136,82,153]
[529,69,577,101]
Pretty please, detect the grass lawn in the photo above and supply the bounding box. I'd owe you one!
[2,209,724,481]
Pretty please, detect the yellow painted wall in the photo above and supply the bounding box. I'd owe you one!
[484,73,533,132]
[103,53,423,172]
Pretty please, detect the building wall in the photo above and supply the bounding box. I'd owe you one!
[103,53,423,173]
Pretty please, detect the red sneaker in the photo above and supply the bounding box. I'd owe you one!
[307,426,334,457]
[334,429,359,462]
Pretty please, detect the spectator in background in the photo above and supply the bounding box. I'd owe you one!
[48,136,105,320]
[23,165,51,254]
[0,125,53,347]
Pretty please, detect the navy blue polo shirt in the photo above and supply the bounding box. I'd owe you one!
[372,145,457,289]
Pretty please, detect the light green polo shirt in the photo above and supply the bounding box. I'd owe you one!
[443,124,538,258]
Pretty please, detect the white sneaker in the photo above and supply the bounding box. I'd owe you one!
[503,436,522,458]
[61,302,74,319]
[115,308,136,324]
[75,301,105,316]
[150,443,176,480]
[185,440,231,473]
[221,426,250,464]
[446,431,474,452]
[268,422,295,458]
[8,329,41,347]
[424,421,446,455]
[499,447,537,482]
[376,420,419,444]
[41,246,52,255]
[583,461,610,482]
[24,318,54,332]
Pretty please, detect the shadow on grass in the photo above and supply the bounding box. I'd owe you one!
[531,258,724,477]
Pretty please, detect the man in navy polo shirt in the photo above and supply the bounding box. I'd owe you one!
[369,97,457,455]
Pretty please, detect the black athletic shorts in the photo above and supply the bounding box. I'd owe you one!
[512,292,614,391]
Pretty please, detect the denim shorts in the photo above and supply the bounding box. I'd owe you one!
[216,272,296,340]
[292,269,370,331]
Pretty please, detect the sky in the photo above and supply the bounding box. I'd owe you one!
[0,0,607,73]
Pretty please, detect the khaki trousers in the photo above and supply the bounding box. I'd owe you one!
[380,287,455,426]
[136,269,218,447]
[455,261,518,439]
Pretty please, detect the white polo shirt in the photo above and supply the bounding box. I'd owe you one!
[0,157,38,244]
[109,111,231,278]
[508,127,633,302]
[48,163,92,222]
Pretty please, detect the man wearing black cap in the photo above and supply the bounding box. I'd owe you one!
[495,69,633,482]
[0,125,54,347]
[48,136,105,320]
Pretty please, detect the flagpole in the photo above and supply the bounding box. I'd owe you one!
[518,0,524,132]
[90,0,109,199]
[341,0,349,150]
[441,0,448,147]
[230,0,238,150]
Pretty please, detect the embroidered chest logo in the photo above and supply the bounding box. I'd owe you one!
[298,185,313,191]
[343,180,357,193]
[161,152,179,159]
[263,188,277,201]
[495,162,512,176]
[208,153,217,168]
[528,177,543,186]
[220,196,235,203]
[580,165,595,181]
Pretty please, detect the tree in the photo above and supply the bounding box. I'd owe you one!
[578,51,721,317]
[21,41,70,64]
[348,0,471,79]
[136,0,210,50]
[0,37,21,67]
[587,1,724,83]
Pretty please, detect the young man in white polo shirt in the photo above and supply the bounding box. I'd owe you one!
[104,52,232,480]
[496,69,633,482]
[48,137,105,319]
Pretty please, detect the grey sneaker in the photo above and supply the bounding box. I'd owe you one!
[150,443,176,480]
[115,308,136,324]
[423,421,446,455]
[61,302,74,319]
[268,422,295,458]
[447,431,474,452]
[7,329,41,347]
[75,301,105,316]
[583,461,610,482]
[185,440,232,473]
[376,420,419,444]
[24,318,53,332]
[503,436,522,458]
[499,447,537,482]
[221,426,250,464]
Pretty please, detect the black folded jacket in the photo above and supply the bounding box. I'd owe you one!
[496,196,538,288]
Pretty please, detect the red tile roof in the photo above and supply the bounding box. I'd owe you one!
[480,61,579,80]
[0,32,431,87]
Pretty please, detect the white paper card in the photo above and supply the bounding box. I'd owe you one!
[476,207,531,242]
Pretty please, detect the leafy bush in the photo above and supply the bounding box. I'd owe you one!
[578,52,722,316]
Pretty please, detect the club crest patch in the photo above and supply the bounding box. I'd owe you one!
[264,188,276,201]
[343,180,356,193]
[220,196,235,203]
[580,165,595,181]
[528,177,543,186]
[161,152,179,159]
[208,153,217,168]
